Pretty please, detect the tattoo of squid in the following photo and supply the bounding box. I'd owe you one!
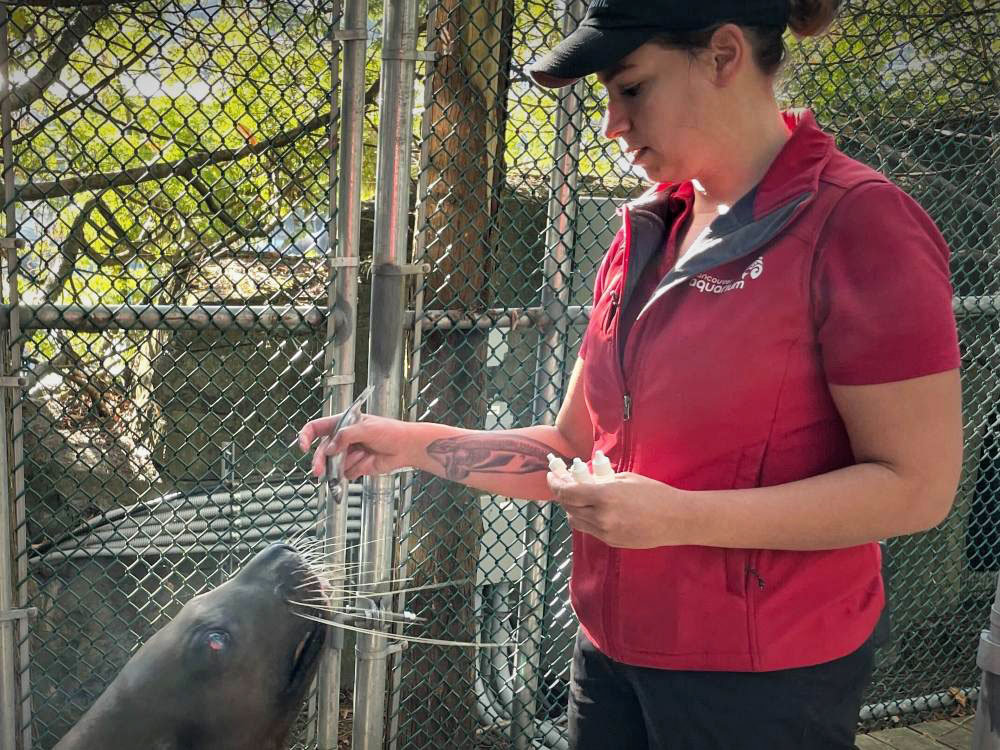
[425,435,566,481]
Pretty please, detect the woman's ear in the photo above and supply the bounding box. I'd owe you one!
[705,24,748,85]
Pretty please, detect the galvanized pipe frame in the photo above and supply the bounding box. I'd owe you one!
[511,4,588,748]
[0,293,995,336]
[0,303,329,333]
[0,11,19,750]
[0,292,995,337]
[386,0,443,743]
[407,294,1000,329]
[314,0,368,745]
[0,11,32,750]
[352,0,420,748]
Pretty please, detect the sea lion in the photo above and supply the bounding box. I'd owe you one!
[54,542,327,750]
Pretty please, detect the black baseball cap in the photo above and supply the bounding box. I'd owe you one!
[528,0,790,88]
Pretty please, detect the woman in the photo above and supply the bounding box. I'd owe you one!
[299,1,963,747]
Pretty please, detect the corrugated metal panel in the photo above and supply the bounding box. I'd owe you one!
[30,480,366,564]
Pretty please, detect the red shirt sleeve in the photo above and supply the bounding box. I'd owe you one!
[812,181,960,385]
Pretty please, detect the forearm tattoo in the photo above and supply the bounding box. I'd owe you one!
[425,435,569,481]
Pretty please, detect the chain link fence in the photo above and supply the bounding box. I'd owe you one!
[0,1,997,749]
[0,1,358,747]
[391,1,998,748]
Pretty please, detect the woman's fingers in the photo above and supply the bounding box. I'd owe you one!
[346,454,380,482]
[298,415,340,453]
[310,435,355,478]
[311,436,331,477]
[563,509,598,537]
[341,446,373,480]
[301,414,395,479]
[545,472,597,508]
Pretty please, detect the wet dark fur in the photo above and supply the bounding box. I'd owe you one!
[54,543,326,750]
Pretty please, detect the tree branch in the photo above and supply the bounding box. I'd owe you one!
[11,36,157,145]
[11,5,109,111]
[0,0,134,6]
[16,108,331,201]
[36,194,97,303]
[188,175,271,239]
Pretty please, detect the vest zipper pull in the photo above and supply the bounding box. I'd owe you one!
[623,393,632,421]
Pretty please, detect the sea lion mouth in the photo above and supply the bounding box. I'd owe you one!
[292,630,310,667]
[286,620,324,694]
[284,556,327,694]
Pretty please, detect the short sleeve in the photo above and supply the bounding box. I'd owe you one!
[812,182,960,385]
[579,230,624,360]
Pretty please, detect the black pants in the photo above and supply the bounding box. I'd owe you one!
[568,630,874,750]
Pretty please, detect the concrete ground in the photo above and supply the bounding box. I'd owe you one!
[856,716,974,750]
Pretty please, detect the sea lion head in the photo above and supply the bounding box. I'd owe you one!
[56,542,327,750]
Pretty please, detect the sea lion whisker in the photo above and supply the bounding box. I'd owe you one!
[297,576,418,592]
[291,610,510,649]
[294,548,358,560]
[293,560,365,574]
[286,525,316,547]
[295,570,417,586]
[294,590,412,605]
[292,601,427,624]
[295,588,360,600]
[299,557,382,569]
[350,578,476,597]
[295,546,378,564]
[290,534,391,555]
[295,577,476,601]
[295,555,369,572]
[294,561,380,579]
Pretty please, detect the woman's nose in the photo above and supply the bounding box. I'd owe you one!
[602,102,628,140]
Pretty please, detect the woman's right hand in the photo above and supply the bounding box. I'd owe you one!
[298,413,419,480]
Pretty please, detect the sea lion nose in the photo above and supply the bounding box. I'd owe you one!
[262,543,301,572]
[238,543,300,579]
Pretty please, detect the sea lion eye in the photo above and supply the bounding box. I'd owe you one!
[205,631,230,652]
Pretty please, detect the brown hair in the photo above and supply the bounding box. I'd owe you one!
[653,0,841,76]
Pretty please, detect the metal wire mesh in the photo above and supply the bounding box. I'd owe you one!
[0,1,996,749]
[391,1,999,748]
[1,1,348,746]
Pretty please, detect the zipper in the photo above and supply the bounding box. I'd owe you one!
[746,554,762,669]
[603,210,634,660]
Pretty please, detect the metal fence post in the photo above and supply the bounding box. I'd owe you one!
[0,9,32,748]
[0,12,17,749]
[315,0,368,745]
[973,571,1000,748]
[352,0,419,747]
[510,4,587,748]
[0,388,20,750]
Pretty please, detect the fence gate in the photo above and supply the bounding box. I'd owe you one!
[0,0,368,747]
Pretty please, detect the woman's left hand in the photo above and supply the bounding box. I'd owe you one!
[546,471,688,548]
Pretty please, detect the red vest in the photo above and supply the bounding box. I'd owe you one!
[575,111,959,671]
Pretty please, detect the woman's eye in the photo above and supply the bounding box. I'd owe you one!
[205,631,230,652]
[621,84,641,97]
